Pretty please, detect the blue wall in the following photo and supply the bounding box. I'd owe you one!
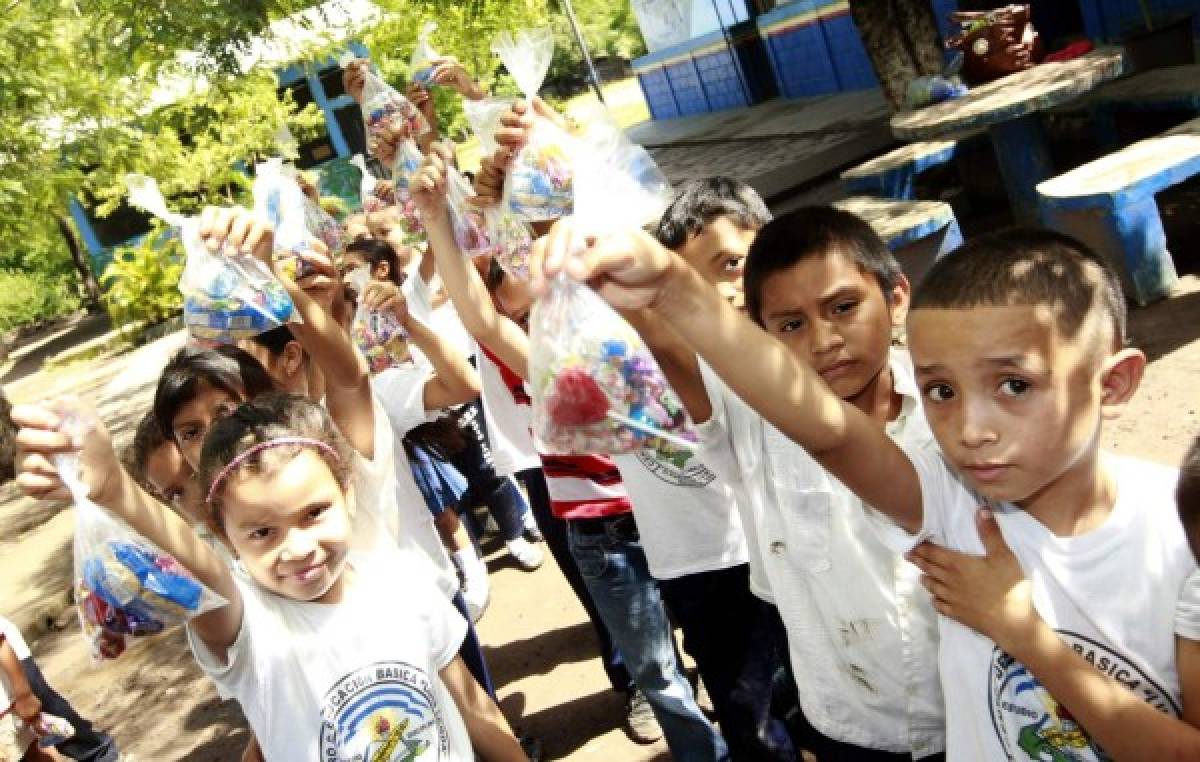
[633,26,776,118]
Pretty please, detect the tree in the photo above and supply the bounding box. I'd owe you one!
[848,0,945,111]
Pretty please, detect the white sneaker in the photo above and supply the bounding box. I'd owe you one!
[506,536,544,571]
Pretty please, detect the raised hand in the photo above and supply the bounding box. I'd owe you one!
[427,56,485,100]
[409,142,455,217]
[360,280,411,327]
[13,397,122,506]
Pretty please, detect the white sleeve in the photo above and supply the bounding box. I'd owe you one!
[1175,569,1200,640]
[372,366,434,435]
[696,361,759,486]
[864,441,955,554]
[426,586,469,670]
[185,576,259,701]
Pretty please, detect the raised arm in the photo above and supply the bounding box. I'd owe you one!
[197,207,376,459]
[536,226,923,531]
[410,146,532,380]
[11,399,242,651]
[359,280,481,410]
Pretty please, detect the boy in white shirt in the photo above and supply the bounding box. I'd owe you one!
[556,224,1200,759]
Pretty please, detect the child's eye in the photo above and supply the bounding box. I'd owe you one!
[998,378,1031,398]
[779,318,805,334]
[721,257,744,274]
[306,503,331,521]
[924,383,955,402]
[832,300,858,316]
[178,427,198,443]
[248,527,273,541]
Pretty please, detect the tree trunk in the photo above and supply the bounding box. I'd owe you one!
[55,212,100,307]
[0,386,14,483]
[849,0,945,111]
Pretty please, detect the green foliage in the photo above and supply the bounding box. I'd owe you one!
[0,271,84,333]
[100,225,185,332]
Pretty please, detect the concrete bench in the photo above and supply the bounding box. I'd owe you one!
[840,140,960,200]
[1036,116,1199,306]
[834,196,963,285]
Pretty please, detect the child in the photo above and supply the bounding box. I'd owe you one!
[557,224,1200,759]
[412,146,726,757]
[237,325,323,402]
[11,394,526,761]
[1178,435,1200,561]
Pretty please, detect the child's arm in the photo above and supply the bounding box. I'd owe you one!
[197,207,376,459]
[241,734,264,762]
[439,656,527,761]
[360,280,482,409]
[11,400,243,652]
[536,226,924,530]
[0,636,39,724]
[410,146,532,380]
[910,509,1200,760]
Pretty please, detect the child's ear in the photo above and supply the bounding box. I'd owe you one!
[283,341,305,378]
[888,274,912,326]
[1099,347,1145,418]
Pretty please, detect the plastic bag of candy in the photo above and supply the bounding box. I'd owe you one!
[126,174,296,344]
[463,96,512,159]
[296,172,345,258]
[410,21,441,87]
[346,268,412,373]
[446,165,493,257]
[352,154,394,213]
[482,203,534,280]
[390,138,427,238]
[57,419,226,662]
[492,28,575,221]
[358,62,431,154]
[528,274,697,455]
[252,159,323,281]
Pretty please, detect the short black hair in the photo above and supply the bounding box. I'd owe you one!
[655,177,771,249]
[246,325,299,357]
[911,228,1127,347]
[743,206,901,326]
[346,237,402,285]
[153,346,275,441]
[1179,436,1200,550]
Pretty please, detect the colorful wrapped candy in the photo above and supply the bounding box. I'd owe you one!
[492,28,575,221]
[346,269,412,374]
[483,204,534,280]
[529,275,698,455]
[252,159,321,281]
[33,713,75,748]
[446,165,493,257]
[410,21,441,87]
[390,139,427,238]
[360,65,430,157]
[57,435,225,663]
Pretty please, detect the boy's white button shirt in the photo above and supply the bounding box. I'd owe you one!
[699,349,944,757]
[888,446,1200,760]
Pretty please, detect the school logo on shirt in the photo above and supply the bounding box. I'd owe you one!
[988,632,1178,761]
[635,443,716,488]
[320,661,448,761]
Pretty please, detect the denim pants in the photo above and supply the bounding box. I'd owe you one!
[659,565,801,761]
[21,657,119,762]
[567,515,729,762]
[452,591,496,698]
[517,468,632,694]
[449,400,528,542]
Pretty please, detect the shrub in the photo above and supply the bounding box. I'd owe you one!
[100,224,185,336]
[0,269,84,332]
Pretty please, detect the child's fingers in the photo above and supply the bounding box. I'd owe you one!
[15,426,75,455]
[9,403,63,432]
[15,472,69,502]
[906,541,957,573]
[226,212,253,254]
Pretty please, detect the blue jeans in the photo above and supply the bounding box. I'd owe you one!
[568,515,729,762]
[449,401,529,543]
[21,657,118,762]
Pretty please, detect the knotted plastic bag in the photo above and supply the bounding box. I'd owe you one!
[126,175,296,344]
[252,159,323,281]
[492,28,574,221]
[446,166,492,257]
[463,96,511,159]
[391,139,427,238]
[59,417,226,662]
[346,268,412,374]
[352,154,394,213]
[410,21,441,87]
[529,275,696,455]
[358,63,431,155]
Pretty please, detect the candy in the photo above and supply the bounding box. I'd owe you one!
[508,136,574,221]
[530,278,698,455]
[351,307,411,374]
[487,208,534,281]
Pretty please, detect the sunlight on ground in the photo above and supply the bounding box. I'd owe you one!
[457,77,650,173]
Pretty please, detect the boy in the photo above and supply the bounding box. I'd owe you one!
[549,206,946,760]
[412,147,726,758]
[555,224,1200,759]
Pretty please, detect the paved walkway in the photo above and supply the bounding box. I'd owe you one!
[628,90,897,201]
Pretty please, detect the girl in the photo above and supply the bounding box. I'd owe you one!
[11,393,526,761]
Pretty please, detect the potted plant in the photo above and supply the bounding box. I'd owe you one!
[1122,0,1195,71]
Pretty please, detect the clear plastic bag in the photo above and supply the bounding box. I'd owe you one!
[126,174,296,344]
[410,21,441,87]
[297,173,345,259]
[359,64,431,153]
[58,424,226,662]
[352,154,393,213]
[346,268,412,374]
[492,28,575,221]
[529,274,697,455]
[446,166,493,257]
[252,159,321,281]
[390,139,427,238]
[463,96,513,159]
[33,713,75,747]
[481,203,534,280]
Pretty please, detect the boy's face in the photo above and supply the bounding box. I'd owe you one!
[145,440,199,520]
[677,216,756,308]
[909,304,1113,504]
[172,383,245,471]
[758,250,908,404]
[222,450,351,604]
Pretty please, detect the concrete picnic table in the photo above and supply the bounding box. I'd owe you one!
[890,47,1126,223]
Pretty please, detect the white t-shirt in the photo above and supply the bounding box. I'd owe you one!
[405,274,475,364]
[699,349,944,757]
[371,369,461,599]
[478,346,540,477]
[612,435,748,580]
[887,449,1200,761]
[352,395,459,600]
[188,550,472,761]
[0,616,30,661]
